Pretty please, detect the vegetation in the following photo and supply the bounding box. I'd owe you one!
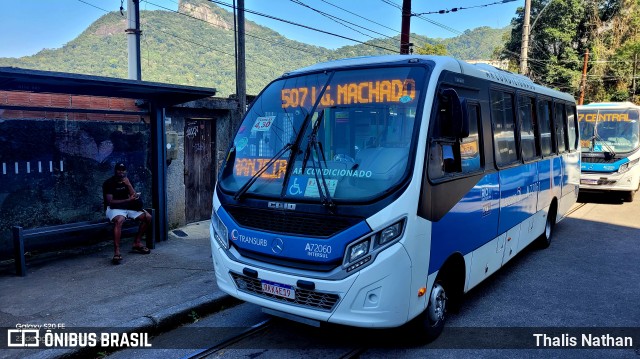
[4,0,639,102]
[502,0,639,103]
[0,0,507,97]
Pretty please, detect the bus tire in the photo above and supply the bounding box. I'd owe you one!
[537,205,556,249]
[623,190,635,202]
[413,279,448,343]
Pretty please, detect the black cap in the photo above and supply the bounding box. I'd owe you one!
[115,162,127,171]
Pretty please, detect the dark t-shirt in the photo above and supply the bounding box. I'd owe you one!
[103,176,130,209]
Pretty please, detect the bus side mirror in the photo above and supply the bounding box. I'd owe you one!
[440,88,470,139]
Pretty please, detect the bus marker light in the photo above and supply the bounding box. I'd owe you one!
[418,287,427,297]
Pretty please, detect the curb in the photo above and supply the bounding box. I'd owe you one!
[27,293,239,359]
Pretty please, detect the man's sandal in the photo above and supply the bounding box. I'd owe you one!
[111,254,123,264]
[132,246,151,254]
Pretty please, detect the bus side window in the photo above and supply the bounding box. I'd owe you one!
[428,91,482,180]
[567,105,578,150]
[428,90,462,179]
[555,102,568,153]
[460,103,482,173]
[519,95,539,161]
[491,90,519,167]
[537,99,554,156]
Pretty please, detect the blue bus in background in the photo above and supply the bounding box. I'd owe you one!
[578,102,640,202]
[209,55,580,341]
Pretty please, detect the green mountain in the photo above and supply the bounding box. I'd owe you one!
[0,0,509,96]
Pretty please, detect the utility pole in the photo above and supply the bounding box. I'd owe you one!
[126,0,142,80]
[236,0,247,119]
[520,0,531,75]
[400,0,411,54]
[579,49,589,105]
[633,53,638,103]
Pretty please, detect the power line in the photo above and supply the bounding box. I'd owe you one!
[208,0,398,52]
[320,0,399,35]
[141,0,328,57]
[289,0,399,50]
[380,0,402,11]
[414,0,517,16]
[380,0,464,40]
[77,0,111,13]
[77,0,283,73]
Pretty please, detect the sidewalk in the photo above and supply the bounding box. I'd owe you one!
[0,220,234,359]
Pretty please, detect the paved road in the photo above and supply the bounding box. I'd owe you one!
[111,192,640,358]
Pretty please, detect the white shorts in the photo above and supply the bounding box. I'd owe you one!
[106,207,146,222]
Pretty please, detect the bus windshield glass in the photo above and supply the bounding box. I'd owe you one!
[218,66,426,202]
[579,108,640,153]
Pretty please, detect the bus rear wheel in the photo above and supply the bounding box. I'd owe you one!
[537,206,556,249]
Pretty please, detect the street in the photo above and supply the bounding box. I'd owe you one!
[109,192,640,358]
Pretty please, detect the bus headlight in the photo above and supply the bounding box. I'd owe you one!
[348,240,370,262]
[618,163,629,174]
[343,218,405,272]
[211,210,229,249]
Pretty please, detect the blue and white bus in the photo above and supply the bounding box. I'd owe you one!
[209,55,580,340]
[578,102,640,202]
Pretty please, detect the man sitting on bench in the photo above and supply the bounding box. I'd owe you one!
[102,162,152,264]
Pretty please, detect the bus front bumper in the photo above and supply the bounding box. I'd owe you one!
[210,224,413,328]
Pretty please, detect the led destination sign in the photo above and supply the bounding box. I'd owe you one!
[234,158,374,180]
[281,79,417,108]
[578,112,637,122]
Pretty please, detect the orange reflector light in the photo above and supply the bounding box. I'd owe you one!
[418,287,427,297]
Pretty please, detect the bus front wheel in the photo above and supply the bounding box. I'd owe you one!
[414,281,447,342]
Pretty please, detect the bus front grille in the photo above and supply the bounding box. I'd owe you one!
[230,272,340,312]
[225,206,354,237]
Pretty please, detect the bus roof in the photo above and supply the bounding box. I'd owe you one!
[578,102,640,109]
[283,55,574,103]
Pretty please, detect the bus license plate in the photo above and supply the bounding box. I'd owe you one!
[261,280,295,300]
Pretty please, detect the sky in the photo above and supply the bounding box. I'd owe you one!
[0,0,523,58]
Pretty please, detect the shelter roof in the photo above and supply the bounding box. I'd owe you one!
[0,67,216,106]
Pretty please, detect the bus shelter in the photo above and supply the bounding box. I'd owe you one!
[0,67,217,246]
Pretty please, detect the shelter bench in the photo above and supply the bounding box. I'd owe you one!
[11,209,155,276]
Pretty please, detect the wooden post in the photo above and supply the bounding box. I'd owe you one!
[400,0,411,54]
[579,49,589,105]
[12,226,26,277]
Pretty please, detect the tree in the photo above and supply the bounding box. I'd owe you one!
[502,0,587,96]
[415,42,448,56]
[500,0,640,103]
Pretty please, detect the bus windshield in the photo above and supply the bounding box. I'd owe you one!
[579,108,640,153]
[218,66,426,202]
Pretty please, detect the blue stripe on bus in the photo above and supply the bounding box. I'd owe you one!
[497,163,538,233]
[217,206,372,263]
[429,173,500,274]
[581,157,629,172]
[428,157,564,275]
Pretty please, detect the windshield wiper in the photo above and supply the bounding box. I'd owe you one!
[299,110,336,210]
[301,109,324,173]
[233,142,293,200]
[593,111,616,158]
[310,136,336,211]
